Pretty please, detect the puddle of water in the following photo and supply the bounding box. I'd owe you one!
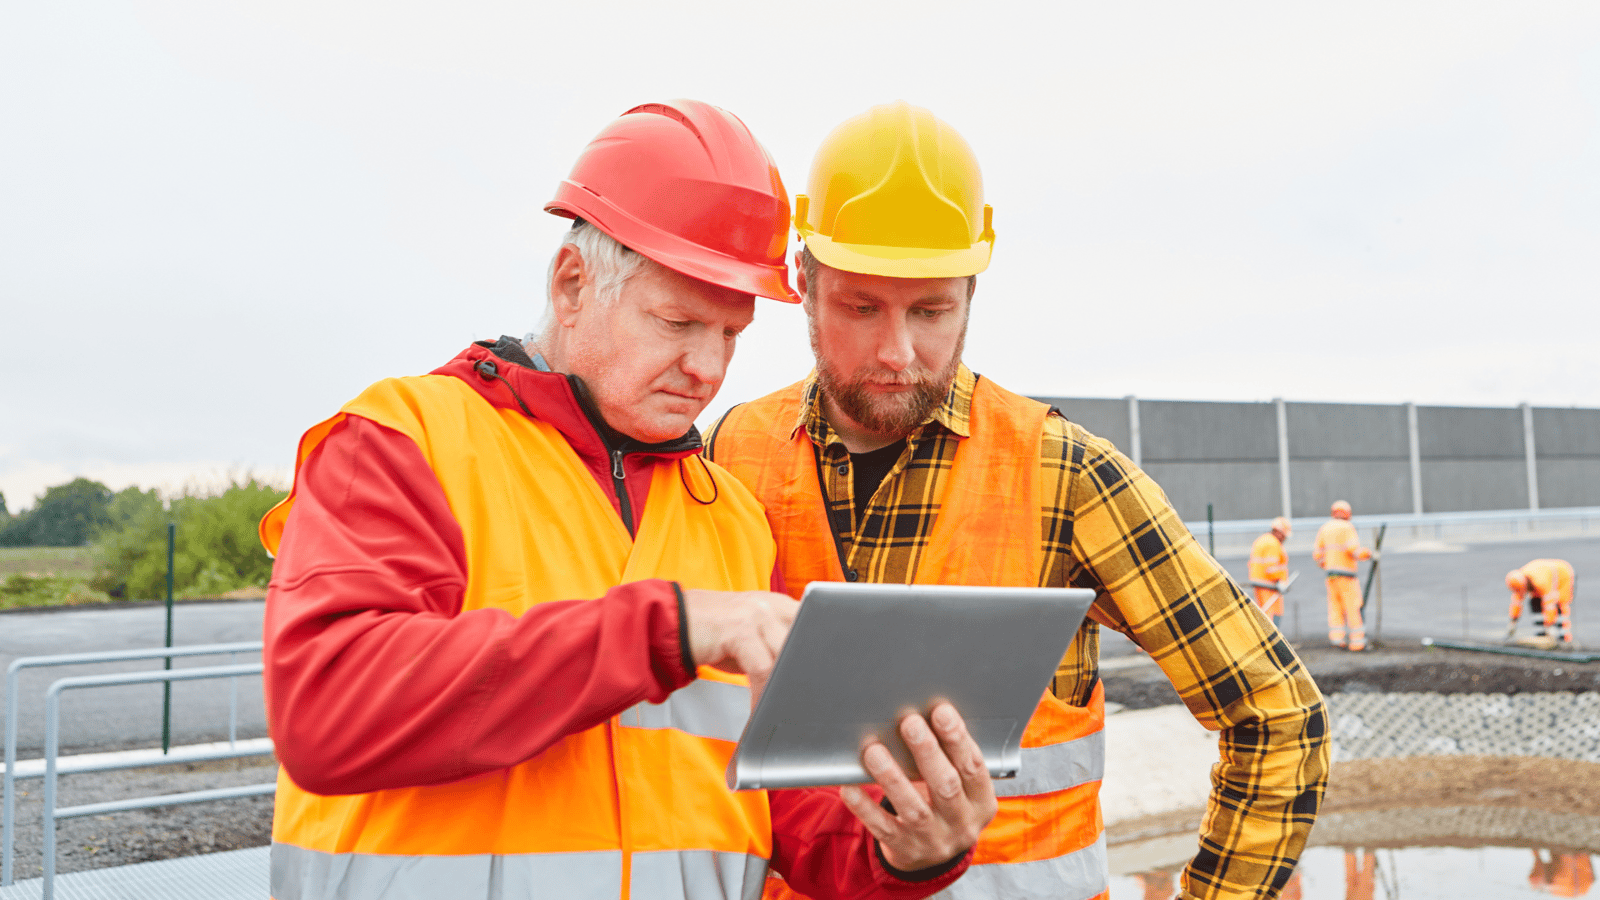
[1111,847,1597,898]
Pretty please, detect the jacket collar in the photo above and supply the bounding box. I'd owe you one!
[431,336,704,465]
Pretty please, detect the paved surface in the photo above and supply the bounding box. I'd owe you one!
[1103,532,1600,659]
[0,846,268,900]
[1,602,265,757]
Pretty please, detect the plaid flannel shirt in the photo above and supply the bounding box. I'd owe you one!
[707,364,1329,900]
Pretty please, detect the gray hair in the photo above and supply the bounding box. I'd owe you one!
[533,221,654,339]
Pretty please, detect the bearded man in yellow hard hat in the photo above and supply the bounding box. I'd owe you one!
[708,101,1329,900]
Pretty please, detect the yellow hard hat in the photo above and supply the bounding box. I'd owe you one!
[796,101,994,279]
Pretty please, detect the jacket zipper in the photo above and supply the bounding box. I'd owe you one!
[556,372,702,540]
[611,448,635,539]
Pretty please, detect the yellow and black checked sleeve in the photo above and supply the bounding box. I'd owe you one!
[1044,418,1330,900]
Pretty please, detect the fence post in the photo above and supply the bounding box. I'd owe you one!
[1521,403,1540,514]
[1207,503,1214,556]
[163,523,175,755]
[1275,398,1292,520]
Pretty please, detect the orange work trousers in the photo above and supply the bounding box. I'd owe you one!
[1345,849,1376,900]
[1326,575,1365,650]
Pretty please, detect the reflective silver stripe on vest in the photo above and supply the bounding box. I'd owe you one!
[274,844,768,899]
[630,849,768,900]
[992,731,1104,798]
[1324,569,1357,578]
[272,843,622,899]
[932,833,1109,900]
[618,677,750,743]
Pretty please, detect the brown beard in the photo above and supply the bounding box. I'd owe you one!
[810,319,966,439]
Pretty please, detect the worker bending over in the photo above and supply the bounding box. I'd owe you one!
[1313,501,1377,651]
[708,101,1328,900]
[1249,517,1294,628]
[1506,559,1577,644]
[258,100,996,900]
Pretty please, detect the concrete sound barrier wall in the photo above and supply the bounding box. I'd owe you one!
[1033,394,1600,522]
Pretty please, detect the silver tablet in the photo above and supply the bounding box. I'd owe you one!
[726,582,1096,791]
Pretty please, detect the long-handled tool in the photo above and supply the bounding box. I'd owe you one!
[1361,524,1387,608]
[1248,571,1299,611]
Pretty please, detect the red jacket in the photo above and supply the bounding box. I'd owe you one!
[264,338,968,899]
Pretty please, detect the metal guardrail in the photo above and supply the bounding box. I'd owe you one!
[1185,505,1600,543]
[39,665,273,900]
[2,642,264,888]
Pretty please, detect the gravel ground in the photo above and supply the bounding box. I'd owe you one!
[7,640,1596,880]
[4,757,274,880]
[1103,640,1600,710]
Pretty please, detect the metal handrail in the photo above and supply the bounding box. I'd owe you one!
[1184,505,1600,541]
[2,641,262,886]
[40,664,271,900]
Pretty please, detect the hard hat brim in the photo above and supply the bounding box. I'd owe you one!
[802,231,992,280]
[548,191,801,304]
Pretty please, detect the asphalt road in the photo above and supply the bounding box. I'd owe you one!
[1,601,265,757]
[1225,532,1599,647]
[4,528,1597,755]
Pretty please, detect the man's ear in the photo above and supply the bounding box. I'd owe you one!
[549,243,586,326]
[793,248,810,309]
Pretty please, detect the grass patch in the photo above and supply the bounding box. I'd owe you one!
[0,573,111,609]
[0,546,99,579]
[0,548,112,608]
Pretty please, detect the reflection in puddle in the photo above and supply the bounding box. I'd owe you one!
[1111,847,1597,898]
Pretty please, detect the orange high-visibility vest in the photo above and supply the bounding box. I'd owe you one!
[1248,533,1288,588]
[1517,559,1575,604]
[260,375,777,900]
[1313,519,1368,578]
[714,378,1109,900]
[1248,532,1289,616]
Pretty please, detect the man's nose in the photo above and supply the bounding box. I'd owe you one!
[681,330,730,385]
[875,317,914,372]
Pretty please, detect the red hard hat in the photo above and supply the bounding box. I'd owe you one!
[545,100,801,303]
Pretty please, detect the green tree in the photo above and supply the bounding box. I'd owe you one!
[93,478,285,600]
[0,478,114,547]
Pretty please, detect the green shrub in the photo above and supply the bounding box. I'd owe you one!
[92,478,286,600]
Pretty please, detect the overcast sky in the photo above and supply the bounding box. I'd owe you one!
[3,2,1599,510]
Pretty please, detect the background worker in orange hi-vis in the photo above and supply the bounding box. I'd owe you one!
[708,101,1328,900]
[1313,501,1377,651]
[1343,849,1376,900]
[1529,849,1596,896]
[1249,517,1294,627]
[1507,559,1578,644]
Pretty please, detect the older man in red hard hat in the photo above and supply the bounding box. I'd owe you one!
[708,101,1328,900]
[1313,501,1377,651]
[1506,559,1577,644]
[1249,517,1294,628]
[257,101,997,900]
